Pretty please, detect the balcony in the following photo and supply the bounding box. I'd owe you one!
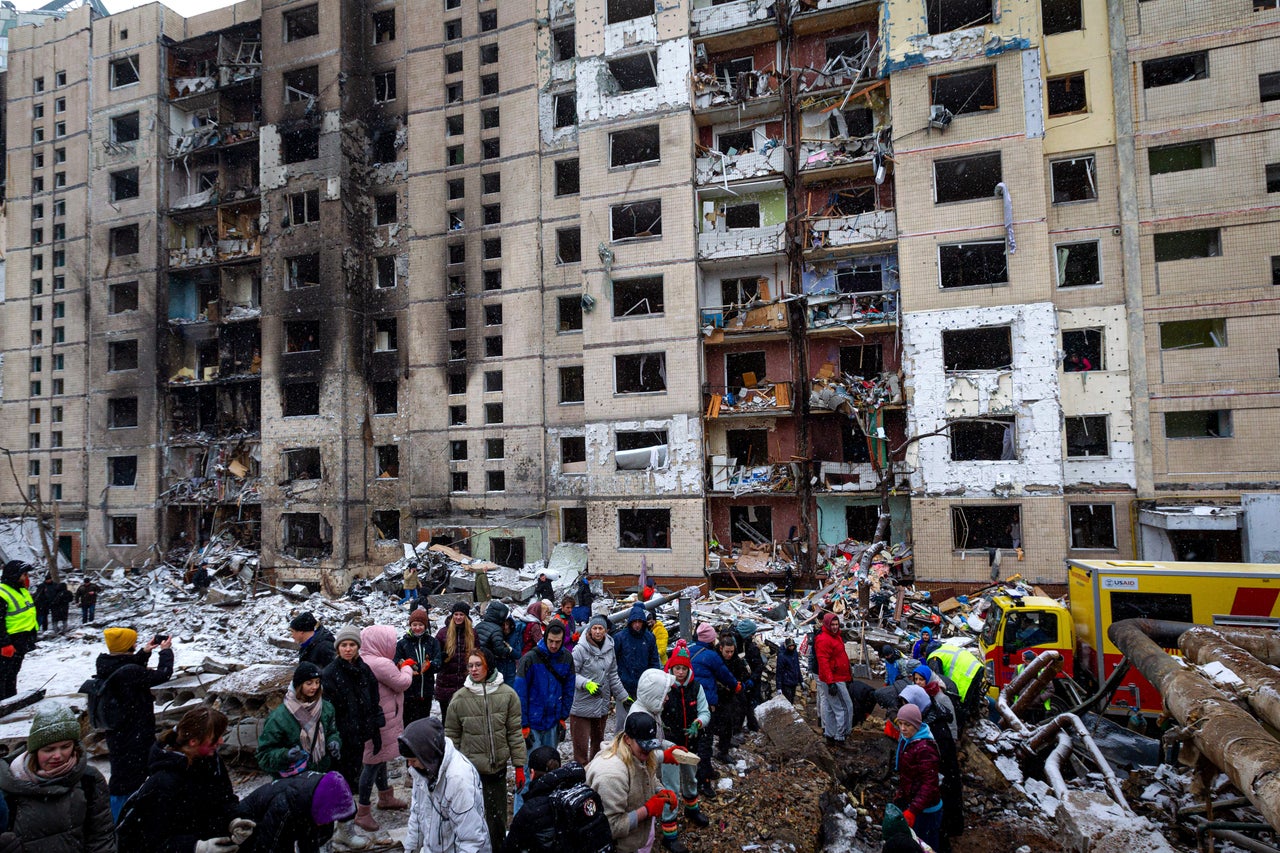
[169,238,260,269]
[691,0,776,39]
[698,223,785,261]
[701,299,788,338]
[807,209,896,252]
[809,370,902,415]
[696,142,785,186]
[707,460,798,496]
[704,381,793,418]
[814,460,913,493]
[805,289,897,331]
[169,122,259,158]
[799,138,880,180]
[693,70,780,123]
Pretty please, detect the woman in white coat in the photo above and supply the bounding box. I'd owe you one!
[398,717,490,853]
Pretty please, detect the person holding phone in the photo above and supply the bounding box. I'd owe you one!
[94,626,174,818]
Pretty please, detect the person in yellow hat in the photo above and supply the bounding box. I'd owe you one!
[94,626,173,818]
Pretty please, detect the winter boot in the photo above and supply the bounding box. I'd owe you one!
[332,820,370,851]
[376,787,408,810]
[661,834,689,853]
[697,781,717,801]
[685,805,710,828]
[354,804,380,833]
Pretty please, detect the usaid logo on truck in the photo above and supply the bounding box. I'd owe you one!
[1101,577,1140,591]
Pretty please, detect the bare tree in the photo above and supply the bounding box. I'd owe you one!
[0,448,60,583]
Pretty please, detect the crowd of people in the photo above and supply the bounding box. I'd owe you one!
[0,559,968,853]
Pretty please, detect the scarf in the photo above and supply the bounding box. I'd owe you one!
[12,751,76,782]
[284,690,327,766]
[462,670,504,695]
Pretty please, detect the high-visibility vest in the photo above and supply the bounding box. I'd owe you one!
[928,645,982,702]
[0,584,36,636]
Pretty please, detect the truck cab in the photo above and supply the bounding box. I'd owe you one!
[979,594,1074,698]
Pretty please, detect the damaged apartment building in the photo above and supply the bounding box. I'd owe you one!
[0,0,1277,589]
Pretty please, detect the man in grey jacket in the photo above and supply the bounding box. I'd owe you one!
[568,615,629,766]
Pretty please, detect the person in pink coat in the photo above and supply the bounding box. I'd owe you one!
[355,624,414,833]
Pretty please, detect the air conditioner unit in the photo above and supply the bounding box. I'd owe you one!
[928,105,953,131]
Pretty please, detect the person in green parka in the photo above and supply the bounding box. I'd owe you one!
[258,661,340,778]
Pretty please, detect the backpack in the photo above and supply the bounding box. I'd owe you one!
[79,668,125,731]
[549,782,615,853]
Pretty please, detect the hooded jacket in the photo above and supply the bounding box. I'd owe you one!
[0,750,114,853]
[95,646,174,796]
[627,668,675,736]
[320,653,380,761]
[918,675,959,740]
[513,639,575,732]
[396,629,443,703]
[520,603,546,656]
[504,763,586,853]
[115,736,239,853]
[475,601,514,666]
[233,772,331,853]
[688,640,737,707]
[814,614,852,684]
[893,722,942,817]
[401,721,491,853]
[360,625,412,764]
[569,631,629,718]
[299,627,337,670]
[612,604,659,696]
[443,671,526,776]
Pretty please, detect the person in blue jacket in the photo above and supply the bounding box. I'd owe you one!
[686,622,738,800]
[612,603,659,728]
[512,621,575,811]
[775,637,801,703]
[911,629,940,663]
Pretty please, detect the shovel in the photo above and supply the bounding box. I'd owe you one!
[851,617,872,679]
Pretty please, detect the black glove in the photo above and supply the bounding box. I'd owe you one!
[0,831,22,853]
[827,682,838,696]
[327,739,340,760]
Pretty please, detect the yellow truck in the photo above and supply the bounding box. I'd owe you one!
[978,559,1280,715]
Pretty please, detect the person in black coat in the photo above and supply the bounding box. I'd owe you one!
[47,581,73,633]
[533,573,555,604]
[32,576,56,633]
[96,626,175,819]
[775,637,801,703]
[321,625,382,790]
[475,600,514,679]
[116,706,244,853]
[290,612,336,670]
[233,771,356,853]
[731,620,765,732]
[394,608,441,727]
[504,748,582,853]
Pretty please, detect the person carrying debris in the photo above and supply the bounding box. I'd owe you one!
[775,637,801,703]
[355,625,413,833]
[115,705,248,853]
[399,717,491,853]
[885,703,943,851]
[687,623,738,799]
[513,621,575,811]
[231,770,356,853]
[257,662,339,778]
[815,613,855,745]
[0,562,38,701]
[74,576,100,624]
[613,604,660,730]
[91,626,175,818]
[0,702,115,853]
[396,608,442,727]
[585,711,678,853]
[435,603,478,721]
[444,646,526,852]
[320,626,381,849]
[291,612,337,669]
[659,643,711,853]
[569,615,630,767]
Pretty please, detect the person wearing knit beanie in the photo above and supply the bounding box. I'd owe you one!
[451,601,471,617]
[293,661,323,689]
[103,627,138,655]
[397,608,441,729]
[895,702,923,728]
[334,625,362,649]
[695,623,716,644]
[664,642,693,674]
[408,608,429,629]
[27,702,81,754]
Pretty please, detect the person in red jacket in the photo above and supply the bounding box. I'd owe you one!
[889,703,943,850]
[814,612,854,744]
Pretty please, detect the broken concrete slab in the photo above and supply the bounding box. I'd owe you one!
[1054,791,1176,853]
[755,692,835,775]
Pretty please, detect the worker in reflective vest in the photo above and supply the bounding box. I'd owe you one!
[0,561,38,700]
[927,644,985,723]
[1014,649,1053,723]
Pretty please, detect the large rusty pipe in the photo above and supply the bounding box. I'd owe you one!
[1109,619,1280,833]
[606,587,701,628]
[1011,655,1063,717]
[1181,627,1280,735]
